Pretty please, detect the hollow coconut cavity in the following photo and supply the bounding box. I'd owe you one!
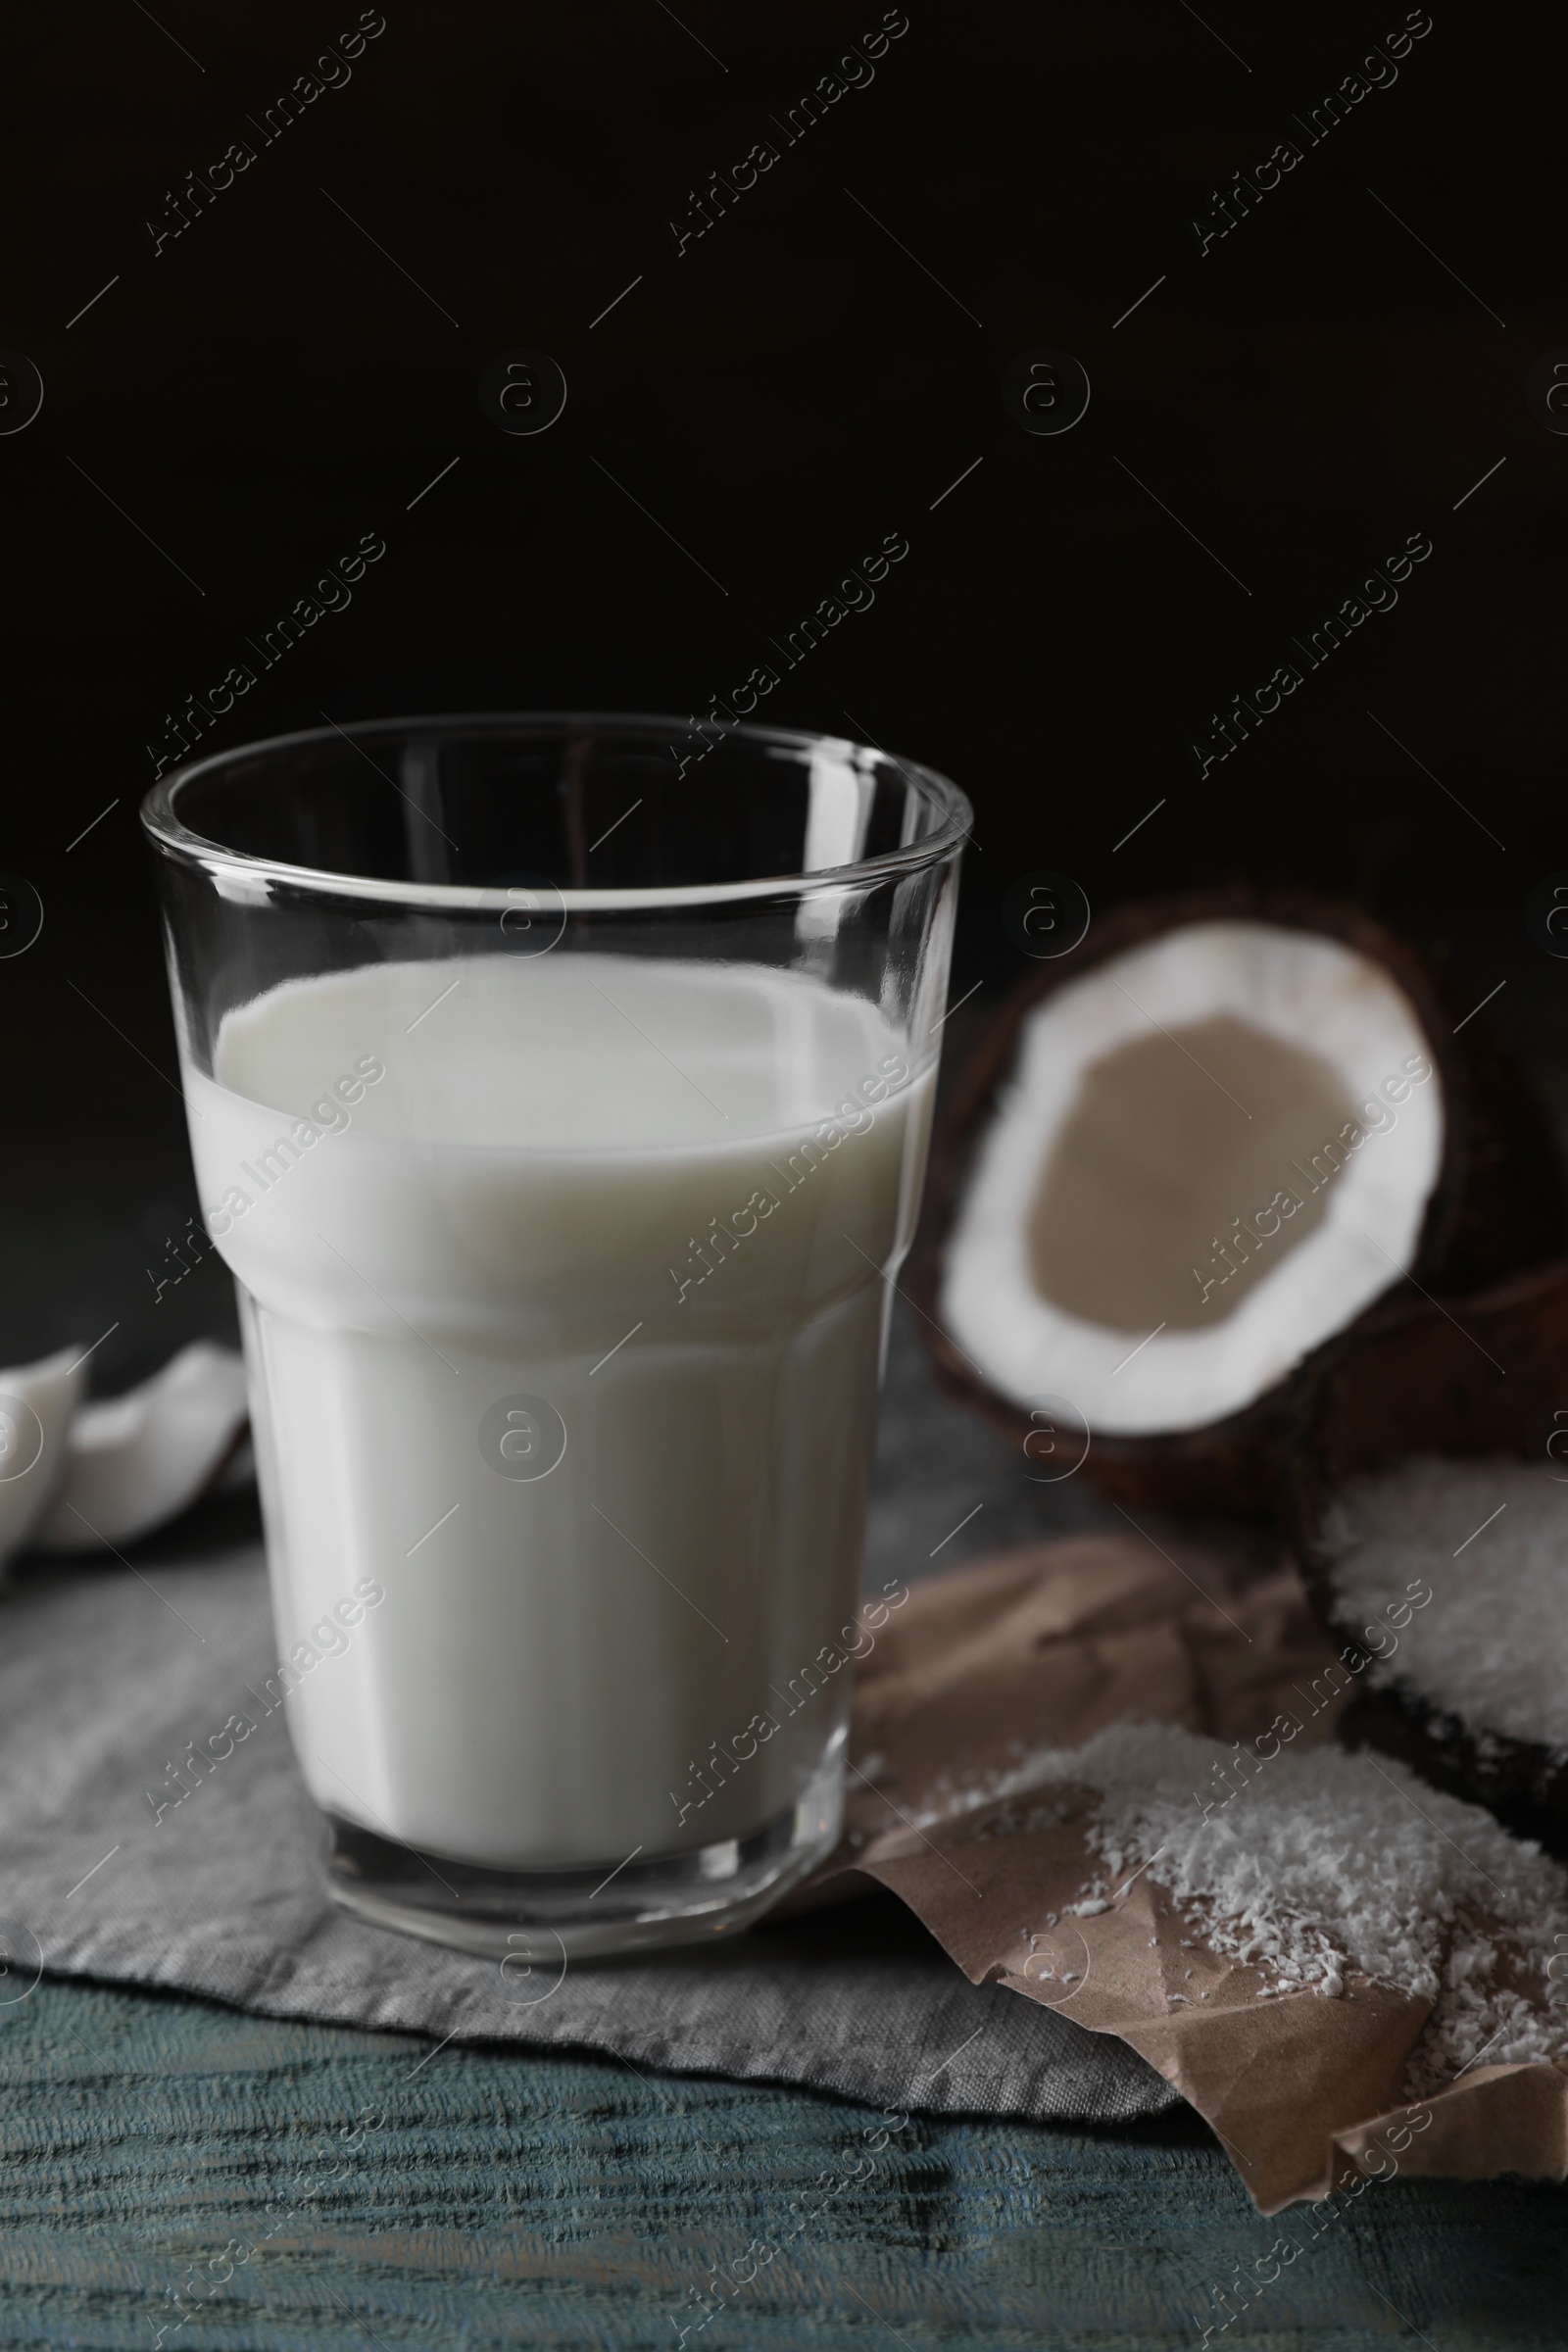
[941,919,1446,1440]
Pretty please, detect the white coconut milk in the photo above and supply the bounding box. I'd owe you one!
[181,955,933,1871]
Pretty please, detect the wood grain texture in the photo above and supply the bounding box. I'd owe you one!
[1,1978,1563,2348]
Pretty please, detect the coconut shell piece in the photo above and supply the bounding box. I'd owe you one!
[910,888,1565,1516]
[1285,1256,1568,1853]
[30,1343,251,1554]
[0,1345,86,1580]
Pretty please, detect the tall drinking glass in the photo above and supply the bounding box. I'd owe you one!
[142,714,968,1957]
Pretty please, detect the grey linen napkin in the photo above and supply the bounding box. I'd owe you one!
[0,1541,1174,2124]
[0,1302,1176,2125]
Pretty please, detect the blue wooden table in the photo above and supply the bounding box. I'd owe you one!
[4,1973,1563,2349]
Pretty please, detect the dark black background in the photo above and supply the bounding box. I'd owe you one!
[2,0,1560,1388]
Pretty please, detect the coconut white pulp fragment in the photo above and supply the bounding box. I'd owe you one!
[0,1344,85,1576]
[31,1342,250,1551]
[181,954,934,1872]
[942,921,1444,1434]
[1322,1456,1568,1754]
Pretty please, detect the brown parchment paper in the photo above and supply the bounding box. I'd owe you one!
[817,1531,1568,2212]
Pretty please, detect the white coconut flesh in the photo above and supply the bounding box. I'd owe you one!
[941,921,1446,1436]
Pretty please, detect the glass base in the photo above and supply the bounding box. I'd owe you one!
[319,1743,844,1961]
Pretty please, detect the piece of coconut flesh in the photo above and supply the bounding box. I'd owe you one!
[30,1342,250,1553]
[942,921,1445,1435]
[0,1344,86,1576]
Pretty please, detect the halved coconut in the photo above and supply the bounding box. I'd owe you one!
[1287,1257,1568,1851]
[913,890,1564,1513]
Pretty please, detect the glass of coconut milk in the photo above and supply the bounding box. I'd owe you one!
[142,715,968,1958]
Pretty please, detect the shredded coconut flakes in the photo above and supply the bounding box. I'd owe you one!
[935,1720,1568,2099]
[1322,1454,1568,1754]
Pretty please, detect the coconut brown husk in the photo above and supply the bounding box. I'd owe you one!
[910,888,1565,1516]
[1285,1255,1568,1854]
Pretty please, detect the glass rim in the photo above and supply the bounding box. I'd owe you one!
[139,710,973,913]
